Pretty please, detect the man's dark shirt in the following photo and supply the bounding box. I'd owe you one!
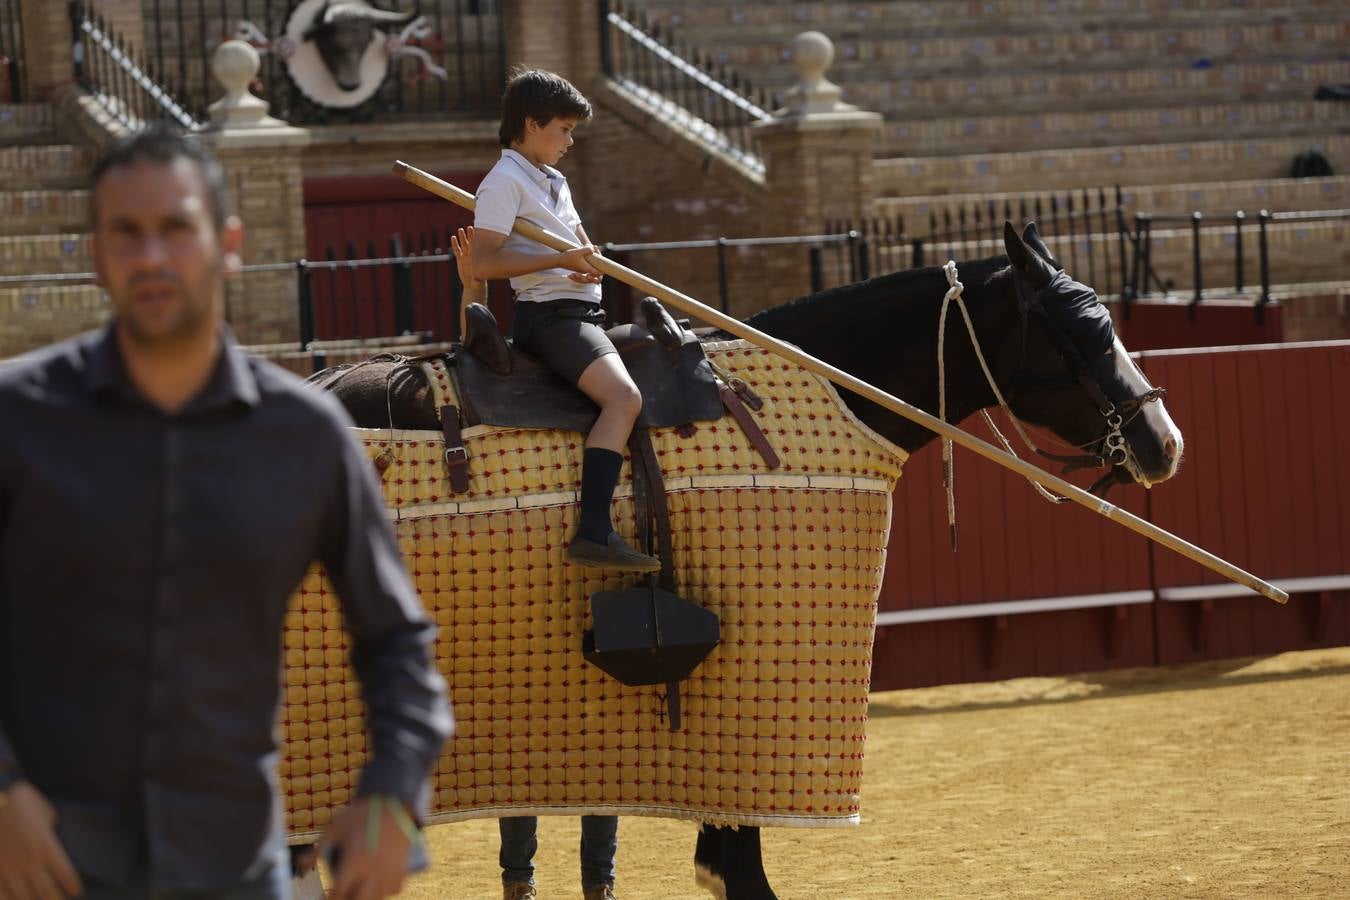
[0,326,453,890]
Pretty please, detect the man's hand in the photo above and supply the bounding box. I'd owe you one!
[559,245,603,284]
[319,796,416,900]
[0,782,83,900]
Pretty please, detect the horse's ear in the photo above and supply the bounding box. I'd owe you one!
[1004,221,1056,291]
[1003,221,1030,269]
[1021,222,1062,270]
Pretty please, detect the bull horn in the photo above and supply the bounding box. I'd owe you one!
[324,1,420,24]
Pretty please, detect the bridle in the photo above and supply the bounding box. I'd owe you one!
[935,261,1167,545]
[1005,265,1167,490]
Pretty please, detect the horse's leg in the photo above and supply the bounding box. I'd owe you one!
[694,825,778,900]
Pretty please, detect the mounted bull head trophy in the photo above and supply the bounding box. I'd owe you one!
[303,1,421,91]
[235,0,446,110]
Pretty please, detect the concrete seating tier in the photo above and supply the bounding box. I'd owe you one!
[0,191,93,237]
[0,285,107,359]
[642,0,1338,39]
[874,219,1349,296]
[874,176,1350,228]
[0,104,56,146]
[0,145,94,190]
[838,59,1349,120]
[882,99,1347,158]
[874,135,1349,196]
[0,234,92,277]
[673,19,1350,78]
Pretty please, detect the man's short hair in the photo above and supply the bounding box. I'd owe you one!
[498,68,592,147]
[90,123,233,230]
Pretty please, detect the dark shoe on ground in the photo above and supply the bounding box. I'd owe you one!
[583,885,617,900]
[565,531,661,572]
[503,883,538,900]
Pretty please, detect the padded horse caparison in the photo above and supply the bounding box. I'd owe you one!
[451,298,725,432]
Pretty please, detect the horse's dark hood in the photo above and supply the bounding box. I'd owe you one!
[1039,271,1114,361]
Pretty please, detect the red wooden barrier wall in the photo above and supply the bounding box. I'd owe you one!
[870,341,1350,691]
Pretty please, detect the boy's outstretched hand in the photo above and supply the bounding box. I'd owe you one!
[560,245,604,284]
[450,226,486,303]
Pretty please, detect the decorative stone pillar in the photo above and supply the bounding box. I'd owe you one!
[502,0,601,88]
[17,0,74,99]
[201,40,311,347]
[751,31,883,237]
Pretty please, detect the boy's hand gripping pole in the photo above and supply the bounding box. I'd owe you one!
[392,160,1288,606]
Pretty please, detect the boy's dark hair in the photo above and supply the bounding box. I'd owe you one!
[90,123,232,229]
[498,68,592,147]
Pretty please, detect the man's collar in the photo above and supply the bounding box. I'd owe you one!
[501,148,561,186]
[85,323,261,413]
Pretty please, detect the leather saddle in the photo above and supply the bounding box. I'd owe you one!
[452,297,725,432]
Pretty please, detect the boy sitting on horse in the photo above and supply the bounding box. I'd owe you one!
[471,67,659,576]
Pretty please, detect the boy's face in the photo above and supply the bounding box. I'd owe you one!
[519,115,580,167]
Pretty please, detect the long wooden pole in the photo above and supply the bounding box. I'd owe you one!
[393,161,1288,605]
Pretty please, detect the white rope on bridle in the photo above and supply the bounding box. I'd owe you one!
[936,260,1068,546]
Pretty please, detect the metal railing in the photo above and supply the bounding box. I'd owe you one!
[1129,207,1350,321]
[833,186,1132,299]
[139,0,504,125]
[0,0,24,103]
[599,0,775,176]
[73,2,205,131]
[599,231,861,317]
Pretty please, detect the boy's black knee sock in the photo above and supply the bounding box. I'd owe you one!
[577,447,624,543]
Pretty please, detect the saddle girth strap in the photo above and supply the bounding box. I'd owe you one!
[627,430,676,594]
[439,405,470,494]
[720,385,781,469]
[627,428,681,729]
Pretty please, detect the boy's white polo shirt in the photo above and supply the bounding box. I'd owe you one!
[474,149,602,305]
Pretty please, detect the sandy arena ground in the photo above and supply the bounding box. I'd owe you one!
[391,646,1350,899]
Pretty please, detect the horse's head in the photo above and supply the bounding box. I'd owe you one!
[998,222,1182,490]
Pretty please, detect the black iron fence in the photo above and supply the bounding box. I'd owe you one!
[0,0,23,103]
[834,186,1133,298]
[598,0,775,175]
[1128,207,1350,320]
[73,2,205,131]
[138,0,504,125]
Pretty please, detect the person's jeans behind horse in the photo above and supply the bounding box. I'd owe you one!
[499,815,617,893]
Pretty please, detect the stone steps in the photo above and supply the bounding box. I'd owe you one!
[0,234,93,276]
[0,144,95,190]
[681,17,1350,78]
[0,284,107,359]
[874,134,1349,196]
[0,190,92,236]
[838,59,1350,120]
[881,98,1347,158]
[642,0,1340,39]
[874,176,1350,228]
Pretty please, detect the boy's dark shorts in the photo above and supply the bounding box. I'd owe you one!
[511,298,617,386]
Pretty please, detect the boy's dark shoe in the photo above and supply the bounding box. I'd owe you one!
[503,883,537,900]
[583,884,617,900]
[565,532,661,572]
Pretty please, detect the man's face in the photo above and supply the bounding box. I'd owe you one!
[92,157,241,346]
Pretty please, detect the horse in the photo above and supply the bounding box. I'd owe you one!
[308,223,1181,898]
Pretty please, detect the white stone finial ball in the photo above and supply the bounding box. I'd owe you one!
[212,39,261,94]
[792,31,834,82]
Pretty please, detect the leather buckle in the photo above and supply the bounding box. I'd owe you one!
[444,447,468,467]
